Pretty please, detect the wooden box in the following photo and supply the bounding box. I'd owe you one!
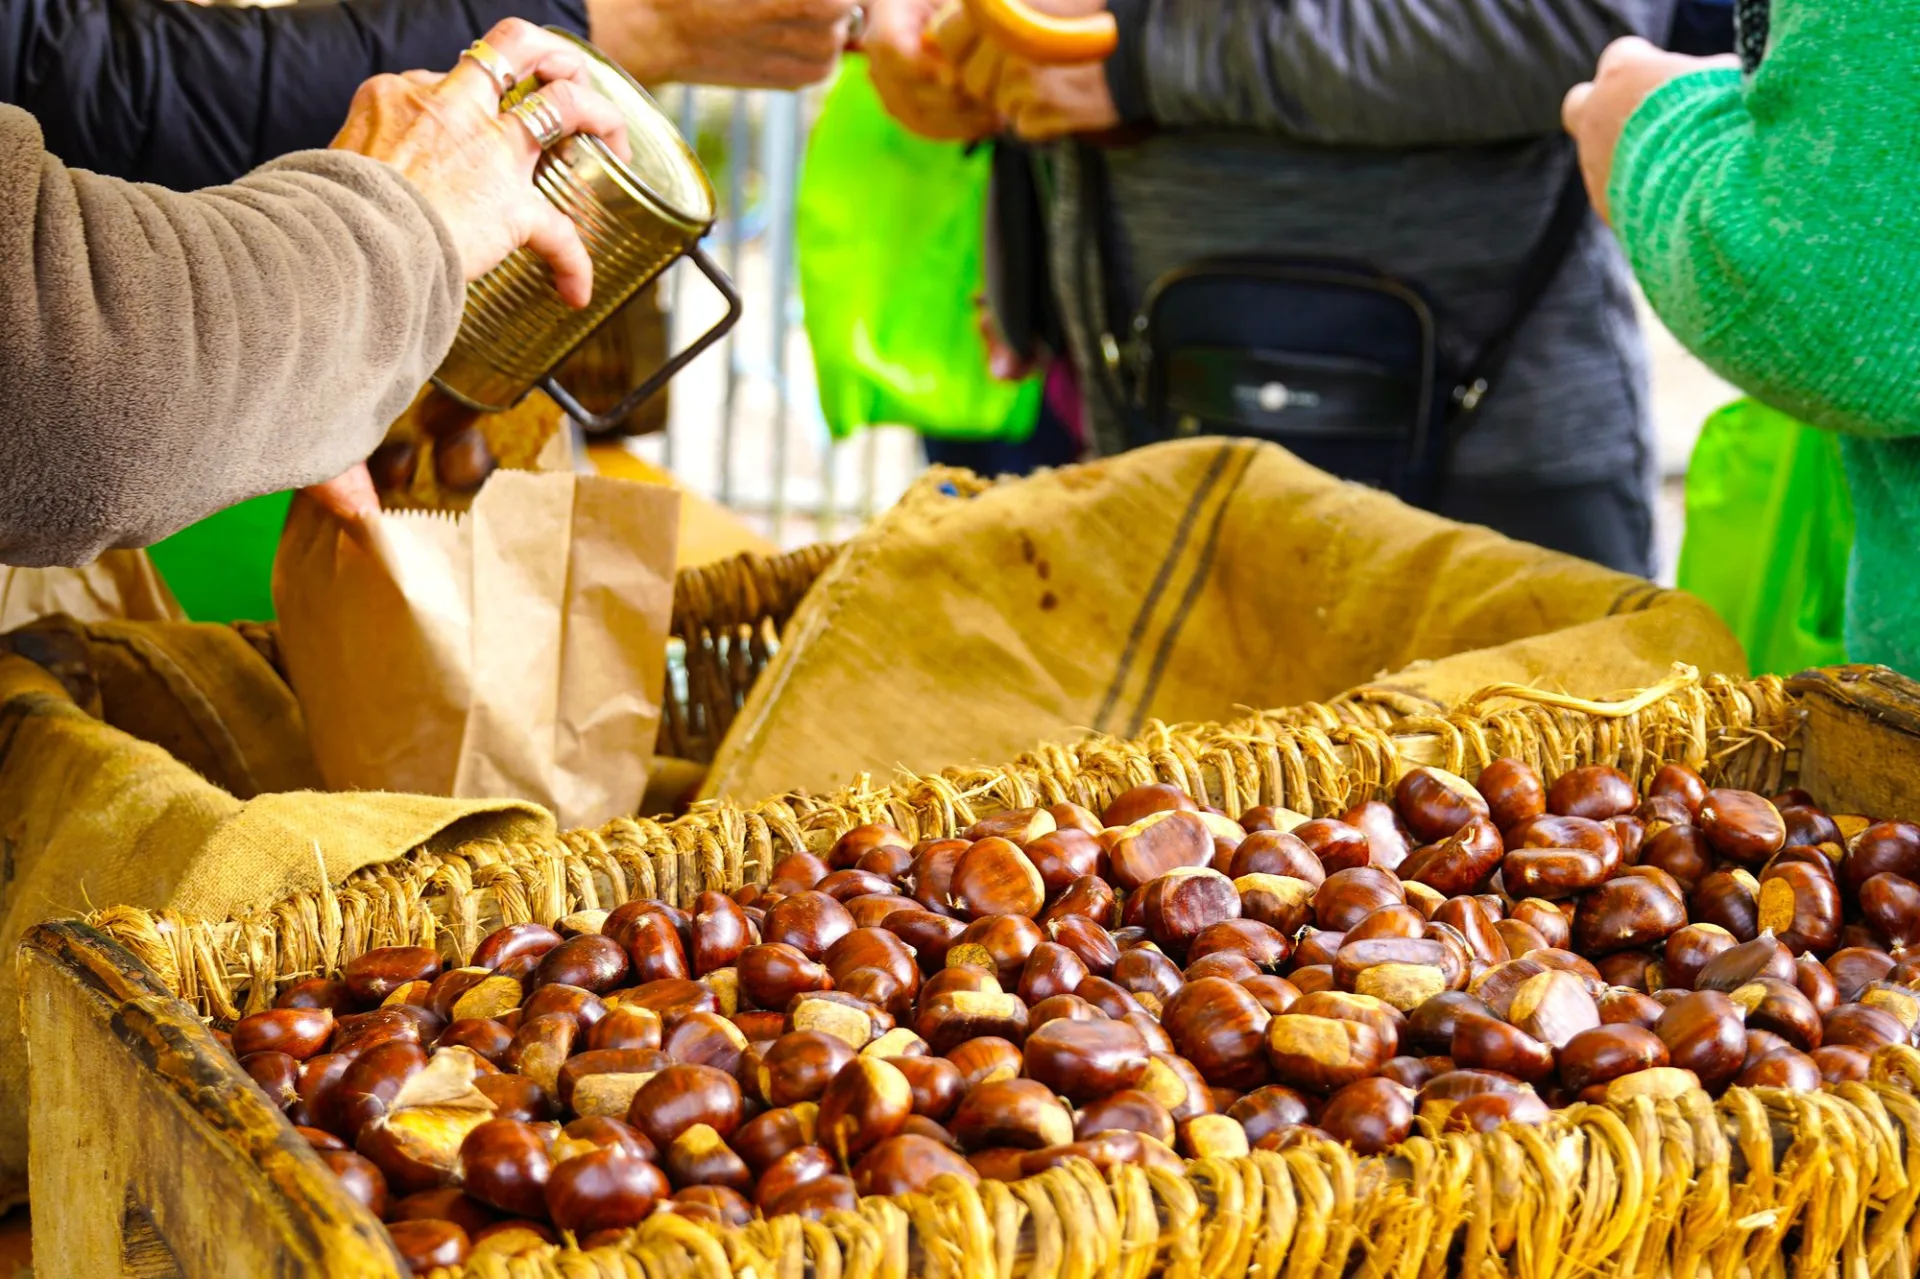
[22,667,1920,1278]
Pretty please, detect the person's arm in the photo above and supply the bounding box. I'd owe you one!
[0,0,587,189]
[0,104,462,566]
[1606,0,1920,439]
[1103,0,1672,143]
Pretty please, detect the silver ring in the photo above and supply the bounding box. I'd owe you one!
[506,90,566,151]
[847,3,867,44]
[460,39,519,101]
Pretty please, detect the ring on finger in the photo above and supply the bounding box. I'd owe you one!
[846,4,867,45]
[506,90,567,150]
[460,39,519,100]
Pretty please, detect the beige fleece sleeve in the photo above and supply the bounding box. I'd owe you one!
[0,103,465,567]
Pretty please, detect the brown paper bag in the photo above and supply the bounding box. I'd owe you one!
[701,439,1748,800]
[0,550,183,631]
[274,471,680,828]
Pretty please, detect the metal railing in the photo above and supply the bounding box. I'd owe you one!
[634,86,926,548]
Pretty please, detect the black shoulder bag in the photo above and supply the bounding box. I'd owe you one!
[1088,153,1592,508]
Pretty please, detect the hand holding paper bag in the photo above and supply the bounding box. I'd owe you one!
[274,470,680,829]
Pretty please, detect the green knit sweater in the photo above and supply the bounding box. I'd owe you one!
[1609,0,1920,674]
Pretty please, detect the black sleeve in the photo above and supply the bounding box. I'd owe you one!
[0,0,590,190]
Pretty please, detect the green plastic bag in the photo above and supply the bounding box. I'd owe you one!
[1677,398,1853,676]
[796,57,1041,443]
[146,491,292,623]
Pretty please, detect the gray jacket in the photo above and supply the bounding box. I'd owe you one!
[1050,0,1670,488]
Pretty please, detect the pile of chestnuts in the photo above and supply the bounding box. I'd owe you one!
[217,761,1920,1273]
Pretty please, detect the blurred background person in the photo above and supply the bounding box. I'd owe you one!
[1,0,857,189]
[1567,1,1920,671]
[869,0,1678,576]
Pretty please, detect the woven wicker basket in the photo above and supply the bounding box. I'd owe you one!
[36,665,1920,1278]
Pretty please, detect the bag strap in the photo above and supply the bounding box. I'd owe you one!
[1083,143,1592,439]
[1444,156,1590,432]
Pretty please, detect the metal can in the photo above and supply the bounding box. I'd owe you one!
[431,28,741,431]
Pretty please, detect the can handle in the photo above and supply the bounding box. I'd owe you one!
[539,245,743,434]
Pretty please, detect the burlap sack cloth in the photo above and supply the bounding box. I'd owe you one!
[0,624,553,1208]
[703,438,1748,799]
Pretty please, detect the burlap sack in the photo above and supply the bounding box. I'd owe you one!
[0,644,554,1208]
[702,439,1748,799]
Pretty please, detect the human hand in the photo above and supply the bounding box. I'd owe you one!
[587,0,859,88]
[331,19,632,308]
[1563,36,1736,223]
[866,0,1000,140]
[302,463,382,525]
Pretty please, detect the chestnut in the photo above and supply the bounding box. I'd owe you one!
[1510,899,1572,950]
[764,1172,858,1218]
[1695,933,1795,992]
[949,1078,1074,1151]
[816,869,895,904]
[1755,861,1841,955]
[1698,789,1786,865]
[1493,919,1549,958]
[343,948,443,1005]
[1314,868,1405,932]
[319,1149,390,1218]
[1041,876,1120,928]
[890,1055,965,1121]
[332,1040,427,1140]
[664,1123,753,1192]
[1859,872,1920,949]
[234,1008,335,1060]
[1265,1014,1392,1094]
[1548,765,1638,821]
[756,1031,855,1108]
[690,893,753,977]
[456,1119,552,1219]
[1075,1089,1179,1145]
[1022,1018,1151,1102]
[953,915,1045,985]
[1395,767,1490,842]
[587,1005,664,1054]
[1475,758,1547,832]
[1022,829,1106,894]
[1141,867,1243,950]
[762,891,857,959]
[1734,1048,1820,1091]
[278,977,356,1014]
[948,838,1045,919]
[852,1133,981,1195]
[1652,990,1747,1090]
[1108,811,1215,889]
[944,1036,1023,1092]
[533,935,632,994]
[1572,877,1686,955]
[1315,1077,1414,1155]
[815,1057,913,1164]
[390,1188,497,1236]
[1398,817,1504,898]
[1506,970,1600,1048]
[1639,825,1712,895]
[1102,783,1198,827]
[1044,916,1120,978]
[830,823,912,870]
[1432,896,1507,966]
[788,991,889,1049]
[1557,1024,1667,1092]
[1442,1090,1551,1133]
[240,1051,301,1111]
[1017,942,1090,1005]
[824,928,919,995]
[1161,977,1273,1089]
[1735,975,1820,1044]
[471,923,564,973]
[1139,1053,1216,1121]
[1842,821,1920,896]
[1502,849,1608,900]
[738,943,832,1009]
[627,1064,743,1149]
[916,990,1029,1054]
[1229,831,1326,886]
[1822,1003,1908,1053]
[907,840,970,914]
[752,1144,836,1209]
[1339,801,1413,871]
[1406,991,1493,1055]
[1597,988,1665,1029]
[1449,1013,1553,1084]
[545,1145,667,1233]
[1812,1044,1873,1084]
[1826,947,1897,1002]
[733,1106,815,1177]
[1646,763,1709,817]
[1794,953,1840,1018]
[1234,874,1317,936]
[1292,820,1373,873]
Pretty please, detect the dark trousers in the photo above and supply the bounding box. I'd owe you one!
[1437,471,1656,579]
[921,399,1083,477]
